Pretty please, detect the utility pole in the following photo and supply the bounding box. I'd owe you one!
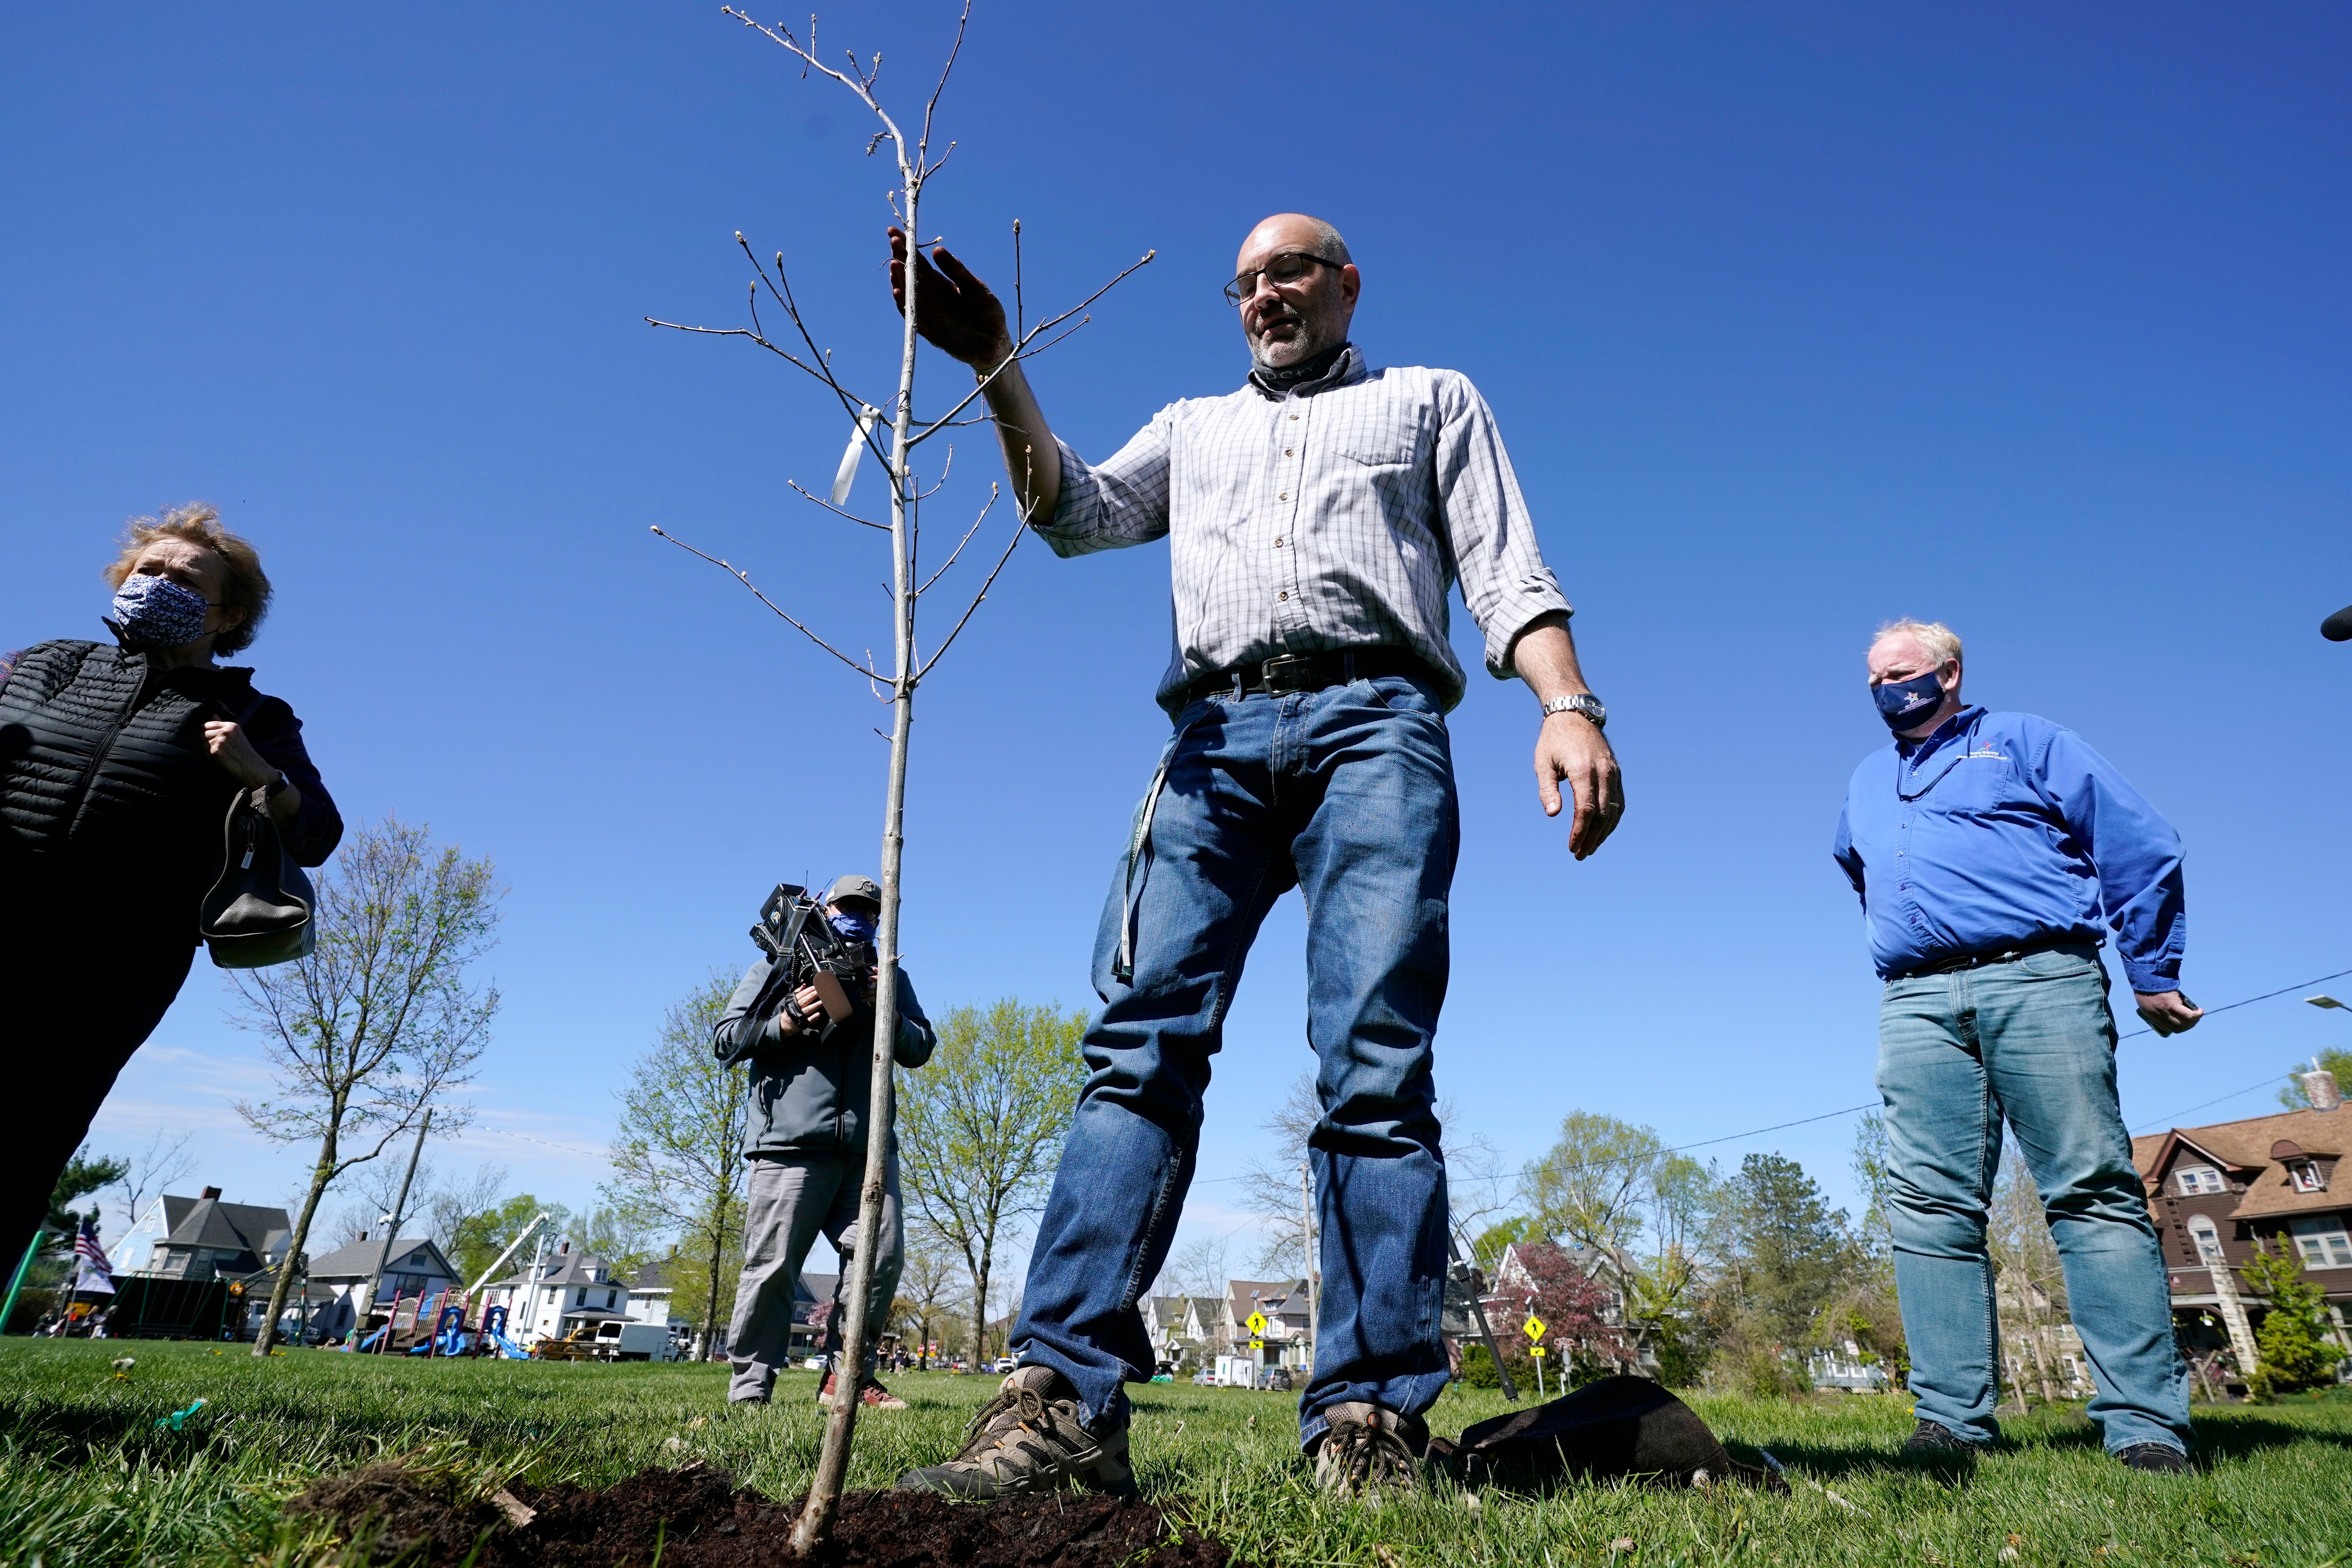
[1298,1159,1318,1368]
[357,1109,432,1351]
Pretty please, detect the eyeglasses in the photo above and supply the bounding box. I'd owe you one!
[1224,251,1342,307]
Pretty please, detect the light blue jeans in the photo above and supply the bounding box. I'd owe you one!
[1878,944,2191,1454]
[1010,673,1459,1451]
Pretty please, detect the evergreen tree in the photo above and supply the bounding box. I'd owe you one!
[2243,1241,2346,1394]
[1725,1152,1858,1345]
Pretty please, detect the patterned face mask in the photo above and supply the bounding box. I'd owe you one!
[828,908,877,945]
[1872,669,1946,732]
[110,574,213,649]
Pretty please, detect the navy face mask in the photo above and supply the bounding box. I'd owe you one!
[828,908,877,944]
[110,574,213,649]
[1872,670,1947,733]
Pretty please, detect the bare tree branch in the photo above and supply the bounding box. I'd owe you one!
[786,480,890,531]
[911,248,1156,443]
[649,525,870,677]
[917,483,996,597]
[917,502,1023,679]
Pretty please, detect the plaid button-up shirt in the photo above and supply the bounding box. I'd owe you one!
[1036,346,1571,713]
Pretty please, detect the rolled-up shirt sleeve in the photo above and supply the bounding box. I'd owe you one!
[1431,372,1572,680]
[1033,416,1174,558]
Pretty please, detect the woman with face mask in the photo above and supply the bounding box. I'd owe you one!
[0,503,343,1279]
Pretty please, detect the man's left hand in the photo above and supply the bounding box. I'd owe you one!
[2134,991,2204,1035]
[1535,713,1624,861]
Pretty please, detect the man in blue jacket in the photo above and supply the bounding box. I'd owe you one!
[1834,620,2199,1472]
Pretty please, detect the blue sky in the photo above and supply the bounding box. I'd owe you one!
[5,2,2348,1278]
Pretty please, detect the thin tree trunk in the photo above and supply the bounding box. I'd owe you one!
[792,159,923,1557]
[972,1231,996,1370]
[255,1126,340,1357]
[702,1201,726,1363]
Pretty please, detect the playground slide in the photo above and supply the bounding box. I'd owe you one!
[485,1330,529,1359]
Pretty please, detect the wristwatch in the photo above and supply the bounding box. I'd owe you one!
[260,772,291,802]
[1542,692,1607,729]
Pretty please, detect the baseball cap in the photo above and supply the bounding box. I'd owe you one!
[825,873,883,908]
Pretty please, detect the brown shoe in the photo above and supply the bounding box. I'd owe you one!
[818,1372,909,1409]
[895,1365,1135,1499]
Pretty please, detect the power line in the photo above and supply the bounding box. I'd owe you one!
[1188,960,2349,1194]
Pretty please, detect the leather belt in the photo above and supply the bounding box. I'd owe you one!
[1894,933,2094,980]
[1185,647,1437,706]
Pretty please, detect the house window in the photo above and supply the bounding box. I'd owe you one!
[2289,1216,2352,1268]
[2187,1215,2225,1263]
[2060,1355,2081,1382]
[2175,1166,2224,1196]
[576,1288,587,1306]
[2288,1160,2327,1194]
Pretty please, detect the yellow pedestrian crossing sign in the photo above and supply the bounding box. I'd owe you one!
[1250,1339,1264,1351]
[1523,1315,1546,1343]
[1246,1311,1268,1336]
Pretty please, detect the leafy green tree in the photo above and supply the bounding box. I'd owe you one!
[447,1193,570,1287]
[234,817,502,1356]
[605,971,747,1361]
[1525,1111,1667,1259]
[1724,1152,1858,1346]
[2244,1241,2346,1395]
[46,1147,130,1240]
[898,998,1087,1367]
[2279,1048,2352,1109]
[1474,1216,1535,1271]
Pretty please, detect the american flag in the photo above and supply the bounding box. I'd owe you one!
[71,1217,115,1296]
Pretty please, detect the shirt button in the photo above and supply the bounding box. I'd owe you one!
[1278,492,1288,500]
[1273,537,1283,546]
[1278,591,1289,601]
[1285,449,1294,456]
[1289,415,1299,421]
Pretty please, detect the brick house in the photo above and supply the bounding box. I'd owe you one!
[2130,1072,2352,1385]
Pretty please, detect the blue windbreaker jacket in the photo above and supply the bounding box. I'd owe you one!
[1833,707,2185,992]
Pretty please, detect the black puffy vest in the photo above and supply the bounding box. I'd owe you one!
[0,639,247,936]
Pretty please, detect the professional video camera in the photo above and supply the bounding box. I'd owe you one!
[749,882,873,1040]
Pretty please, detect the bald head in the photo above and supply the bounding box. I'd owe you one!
[1233,212,1360,373]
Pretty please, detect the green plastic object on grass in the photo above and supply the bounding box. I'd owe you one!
[157,1398,208,1431]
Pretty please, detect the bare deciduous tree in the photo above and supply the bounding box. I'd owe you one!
[234,817,502,1357]
[642,8,1148,1538]
[605,971,749,1363]
[898,1233,964,1369]
[112,1130,197,1244]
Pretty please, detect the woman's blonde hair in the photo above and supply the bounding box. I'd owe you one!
[103,503,271,656]
[1874,617,1962,669]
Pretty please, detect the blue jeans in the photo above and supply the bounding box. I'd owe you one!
[1878,945,2191,1454]
[1011,673,1459,1450]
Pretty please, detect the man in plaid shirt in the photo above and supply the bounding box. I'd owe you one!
[889,214,1623,1502]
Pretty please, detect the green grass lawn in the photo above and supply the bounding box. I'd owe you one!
[3,1339,2349,1566]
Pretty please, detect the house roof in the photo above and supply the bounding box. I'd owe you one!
[628,1256,675,1291]
[483,1247,618,1292]
[156,1194,291,1263]
[306,1237,456,1282]
[1226,1279,1312,1325]
[2132,1102,2352,1222]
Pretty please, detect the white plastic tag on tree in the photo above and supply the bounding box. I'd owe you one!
[831,405,880,507]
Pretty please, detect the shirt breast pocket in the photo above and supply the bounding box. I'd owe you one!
[1329,425,1420,468]
[1933,756,2037,820]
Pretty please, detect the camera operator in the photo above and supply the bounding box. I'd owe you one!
[712,873,935,1409]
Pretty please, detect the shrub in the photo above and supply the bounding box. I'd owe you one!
[2244,1242,2346,1397]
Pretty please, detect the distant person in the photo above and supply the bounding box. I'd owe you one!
[712,874,936,1410]
[885,212,1622,1501]
[1833,619,2197,1473]
[0,504,342,1272]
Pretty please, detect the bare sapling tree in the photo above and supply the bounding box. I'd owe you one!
[644,4,1148,1544]
[234,817,502,1356]
[605,971,750,1362]
[112,1129,197,1242]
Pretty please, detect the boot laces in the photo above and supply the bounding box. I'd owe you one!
[1327,1410,1416,1489]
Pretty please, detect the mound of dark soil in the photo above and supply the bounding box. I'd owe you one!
[289,1462,1243,1568]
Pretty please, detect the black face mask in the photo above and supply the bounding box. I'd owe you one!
[1872,670,1946,733]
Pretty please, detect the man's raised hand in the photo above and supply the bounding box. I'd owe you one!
[889,227,1009,368]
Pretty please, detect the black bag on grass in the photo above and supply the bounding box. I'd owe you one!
[1430,1376,1782,1491]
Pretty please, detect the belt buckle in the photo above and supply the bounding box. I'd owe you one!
[1259,654,1316,693]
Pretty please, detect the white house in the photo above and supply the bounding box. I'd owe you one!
[478,1241,627,1343]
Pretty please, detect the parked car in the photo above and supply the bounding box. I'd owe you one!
[992,1356,1017,1374]
[1259,1367,1293,1392]
[1191,1372,1218,1386]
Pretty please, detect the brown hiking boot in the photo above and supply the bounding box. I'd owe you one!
[895,1365,1136,1499]
[817,1372,908,1409]
[1313,1402,1426,1502]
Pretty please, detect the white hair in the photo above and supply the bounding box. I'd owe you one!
[1873,618,1963,668]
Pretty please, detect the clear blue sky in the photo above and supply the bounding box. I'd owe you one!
[5,2,2347,1275]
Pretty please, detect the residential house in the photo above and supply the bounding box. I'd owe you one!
[1223,1279,1314,1372]
[301,1234,462,1341]
[2131,1072,2352,1386]
[478,1242,629,1344]
[1480,1241,1655,1375]
[1143,1295,1219,1372]
[141,1188,291,1282]
[625,1253,687,1329]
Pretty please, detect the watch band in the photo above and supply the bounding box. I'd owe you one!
[1542,692,1607,729]
[260,772,291,801]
